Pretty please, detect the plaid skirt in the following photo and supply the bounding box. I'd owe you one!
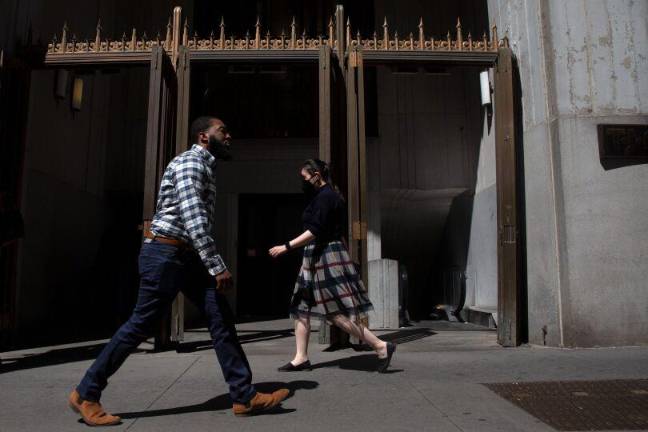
[289,240,373,323]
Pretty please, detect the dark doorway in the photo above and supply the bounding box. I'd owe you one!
[237,193,305,320]
[11,66,149,348]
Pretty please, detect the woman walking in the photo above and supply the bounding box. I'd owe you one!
[269,159,396,373]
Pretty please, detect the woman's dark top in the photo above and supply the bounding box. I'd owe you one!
[302,184,346,244]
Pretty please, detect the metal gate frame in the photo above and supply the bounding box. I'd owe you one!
[39,4,521,347]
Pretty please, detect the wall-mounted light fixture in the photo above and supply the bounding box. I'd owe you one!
[480,70,492,106]
[71,77,83,111]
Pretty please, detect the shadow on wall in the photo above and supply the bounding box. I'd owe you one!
[512,55,529,344]
[428,190,474,315]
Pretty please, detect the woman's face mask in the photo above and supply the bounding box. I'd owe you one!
[301,173,319,195]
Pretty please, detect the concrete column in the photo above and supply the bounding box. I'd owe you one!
[368,258,399,329]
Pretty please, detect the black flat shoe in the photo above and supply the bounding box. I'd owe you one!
[277,360,312,372]
[377,342,396,373]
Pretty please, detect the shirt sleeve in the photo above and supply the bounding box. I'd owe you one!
[174,160,227,276]
[303,195,334,238]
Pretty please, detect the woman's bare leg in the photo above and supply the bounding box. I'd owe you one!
[330,315,388,358]
[291,317,311,365]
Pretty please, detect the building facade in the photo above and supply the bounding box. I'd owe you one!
[0,0,646,350]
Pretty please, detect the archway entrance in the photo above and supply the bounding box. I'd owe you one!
[13,3,521,349]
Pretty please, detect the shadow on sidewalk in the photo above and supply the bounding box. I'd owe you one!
[0,330,295,372]
[176,329,295,353]
[310,329,431,373]
[0,329,428,373]
[311,354,403,374]
[322,328,436,353]
[0,345,148,374]
[115,380,318,419]
[380,328,436,344]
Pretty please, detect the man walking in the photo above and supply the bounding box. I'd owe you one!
[68,116,288,426]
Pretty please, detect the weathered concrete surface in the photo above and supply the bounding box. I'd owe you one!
[488,0,648,346]
[2,320,648,432]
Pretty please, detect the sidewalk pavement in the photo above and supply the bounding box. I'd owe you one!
[1,319,647,432]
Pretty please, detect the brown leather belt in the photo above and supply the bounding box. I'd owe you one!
[143,230,190,249]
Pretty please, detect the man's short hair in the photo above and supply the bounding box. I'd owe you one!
[190,116,219,144]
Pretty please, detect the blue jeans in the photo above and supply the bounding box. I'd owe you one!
[77,241,256,404]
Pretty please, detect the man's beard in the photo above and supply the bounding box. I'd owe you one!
[207,135,232,161]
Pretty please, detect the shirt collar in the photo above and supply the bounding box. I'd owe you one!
[191,144,217,167]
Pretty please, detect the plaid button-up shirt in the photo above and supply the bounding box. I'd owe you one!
[150,144,227,276]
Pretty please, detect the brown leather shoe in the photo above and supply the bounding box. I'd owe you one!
[232,389,290,417]
[68,390,121,426]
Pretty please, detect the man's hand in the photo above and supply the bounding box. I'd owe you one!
[215,269,233,292]
[268,245,288,258]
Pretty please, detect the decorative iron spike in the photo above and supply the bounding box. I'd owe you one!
[95,19,102,52]
[165,17,172,50]
[193,31,198,47]
[281,28,286,49]
[121,32,127,51]
[265,30,271,49]
[302,28,307,49]
[409,32,414,50]
[245,30,250,49]
[491,24,498,51]
[328,16,334,48]
[346,17,351,49]
[418,17,424,50]
[156,31,162,45]
[483,32,488,51]
[290,17,296,49]
[183,18,189,46]
[70,33,77,52]
[373,31,378,50]
[255,16,261,49]
[61,22,68,53]
[430,35,435,51]
[131,28,137,51]
[456,18,463,51]
[467,32,472,51]
[394,31,399,50]
[447,31,451,50]
[142,31,148,41]
[383,17,389,50]
[356,29,361,45]
[504,32,509,48]
[220,17,226,49]
[85,39,90,52]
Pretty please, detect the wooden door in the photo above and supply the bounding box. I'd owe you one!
[347,47,369,286]
[494,47,521,347]
[169,46,191,344]
[0,54,30,350]
[317,37,351,347]
[143,45,180,349]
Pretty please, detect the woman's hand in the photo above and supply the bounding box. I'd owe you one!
[269,245,287,258]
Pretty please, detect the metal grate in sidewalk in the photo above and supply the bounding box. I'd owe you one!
[485,379,648,431]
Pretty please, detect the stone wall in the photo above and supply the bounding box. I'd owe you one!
[488,0,648,347]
